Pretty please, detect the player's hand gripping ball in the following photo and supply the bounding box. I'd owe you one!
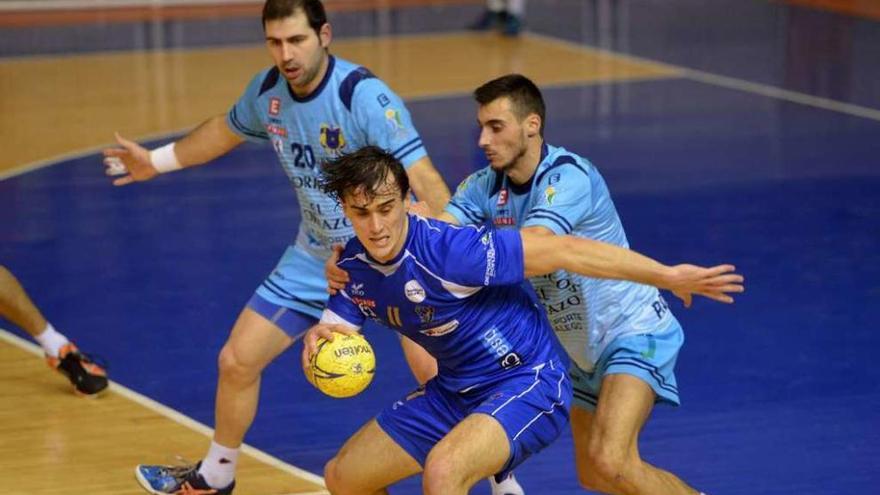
[308,333,375,398]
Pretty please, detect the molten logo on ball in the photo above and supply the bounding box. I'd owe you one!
[308,334,376,398]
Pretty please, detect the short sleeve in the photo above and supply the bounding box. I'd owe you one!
[444,170,493,225]
[351,78,427,168]
[322,290,366,329]
[440,224,525,287]
[523,156,593,235]
[226,69,272,143]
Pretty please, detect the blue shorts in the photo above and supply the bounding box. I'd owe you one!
[569,321,684,412]
[376,359,571,480]
[254,245,328,321]
[247,293,318,340]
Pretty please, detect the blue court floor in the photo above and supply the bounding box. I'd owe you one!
[2,1,879,493]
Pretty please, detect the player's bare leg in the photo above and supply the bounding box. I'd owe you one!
[398,337,523,495]
[423,413,511,495]
[0,265,108,396]
[572,374,699,495]
[0,265,47,336]
[135,307,295,494]
[214,307,295,448]
[324,419,422,495]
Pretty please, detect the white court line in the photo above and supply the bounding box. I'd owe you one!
[3,31,879,182]
[527,31,880,122]
[0,327,328,494]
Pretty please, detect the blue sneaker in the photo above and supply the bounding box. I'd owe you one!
[135,461,235,494]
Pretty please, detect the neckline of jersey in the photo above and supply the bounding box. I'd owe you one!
[507,142,550,195]
[287,55,336,103]
[362,213,416,267]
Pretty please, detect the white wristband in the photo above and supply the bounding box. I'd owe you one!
[149,142,182,173]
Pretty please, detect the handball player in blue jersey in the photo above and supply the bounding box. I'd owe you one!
[443,75,740,495]
[308,146,742,495]
[101,1,451,494]
[327,75,745,495]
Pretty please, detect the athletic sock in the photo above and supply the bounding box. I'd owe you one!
[34,323,69,357]
[199,441,239,489]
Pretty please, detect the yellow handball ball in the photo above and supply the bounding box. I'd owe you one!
[308,333,375,398]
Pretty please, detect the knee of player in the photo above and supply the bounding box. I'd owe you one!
[585,441,634,486]
[323,456,361,495]
[323,457,341,493]
[423,451,464,493]
[217,344,259,382]
[0,265,13,283]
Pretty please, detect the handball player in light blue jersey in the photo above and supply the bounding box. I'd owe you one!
[442,75,740,495]
[102,1,451,494]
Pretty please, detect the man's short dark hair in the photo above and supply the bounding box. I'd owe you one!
[262,0,327,34]
[321,146,410,203]
[474,74,546,136]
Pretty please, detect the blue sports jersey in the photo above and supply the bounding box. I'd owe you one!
[322,215,564,393]
[226,56,428,317]
[445,143,678,371]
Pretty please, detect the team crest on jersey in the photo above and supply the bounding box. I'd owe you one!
[268,97,281,116]
[384,109,406,137]
[544,185,557,206]
[497,188,508,206]
[414,305,435,324]
[319,124,346,154]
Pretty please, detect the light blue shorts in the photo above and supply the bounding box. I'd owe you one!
[569,321,683,412]
[376,359,572,481]
[247,293,318,339]
[253,245,327,321]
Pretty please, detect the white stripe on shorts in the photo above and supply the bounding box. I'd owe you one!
[512,371,568,441]
[490,362,546,416]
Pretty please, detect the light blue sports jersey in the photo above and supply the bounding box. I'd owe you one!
[322,215,564,394]
[227,56,427,261]
[445,143,677,371]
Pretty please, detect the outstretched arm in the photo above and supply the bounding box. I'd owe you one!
[102,114,244,186]
[521,227,744,306]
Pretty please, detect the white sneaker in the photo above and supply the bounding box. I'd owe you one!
[489,472,524,495]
